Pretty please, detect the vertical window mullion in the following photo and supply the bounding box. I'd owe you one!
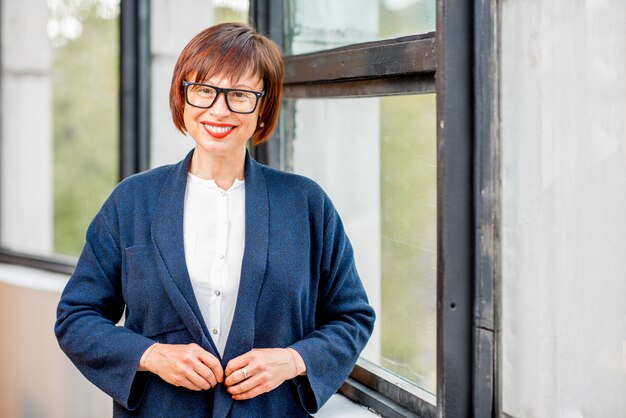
[249,0,284,166]
[436,0,474,415]
[120,0,151,179]
[473,0,499,416]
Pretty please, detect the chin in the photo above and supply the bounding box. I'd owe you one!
[196,140,243,158]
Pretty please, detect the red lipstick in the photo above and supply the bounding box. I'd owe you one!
[202,122,235,139]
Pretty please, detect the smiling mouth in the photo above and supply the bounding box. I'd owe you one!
[202,123,235,138]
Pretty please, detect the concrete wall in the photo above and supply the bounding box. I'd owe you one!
[500,1,626,416]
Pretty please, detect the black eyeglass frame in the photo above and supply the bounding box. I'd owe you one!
[182,81,265,114]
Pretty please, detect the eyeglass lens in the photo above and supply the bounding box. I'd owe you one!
[186,84,259,113]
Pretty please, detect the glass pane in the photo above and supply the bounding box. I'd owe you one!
[284,0,435,55]
[282,94,437,394]
[150,0,249,168]
[500,0,626,416]
[1,0,120,257]
[213,0,249,23]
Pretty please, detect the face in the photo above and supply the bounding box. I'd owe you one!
[183,72,263,159]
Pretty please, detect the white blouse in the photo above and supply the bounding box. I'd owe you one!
[183,173,245,356]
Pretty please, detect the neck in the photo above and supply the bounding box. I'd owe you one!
[189,147,246,190]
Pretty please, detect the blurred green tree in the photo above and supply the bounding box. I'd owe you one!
[52,0,119,256]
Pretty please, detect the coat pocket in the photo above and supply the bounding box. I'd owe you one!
[122,244,187,338]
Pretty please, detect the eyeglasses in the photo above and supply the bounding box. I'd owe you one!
[182,81,265,114]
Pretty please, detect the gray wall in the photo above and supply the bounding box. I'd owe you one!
[500,1,626,416]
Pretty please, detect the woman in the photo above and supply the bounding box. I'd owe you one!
[55,22,375,417]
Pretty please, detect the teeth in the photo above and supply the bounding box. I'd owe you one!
[204,124,234,134]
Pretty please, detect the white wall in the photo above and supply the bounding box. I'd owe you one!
[500,1,626,416]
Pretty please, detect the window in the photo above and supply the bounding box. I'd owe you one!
[0,0,249,265]
[1,0,120,263]
[283,94,437,395]
[251,0,479,416]
[247,0,475,415]
[284,0,435,55]
[149,0,249,168]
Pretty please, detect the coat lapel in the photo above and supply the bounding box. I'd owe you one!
[150,149,218,356]
[213,151,270,418]
[150,149,269,418]
[222,152,269,361]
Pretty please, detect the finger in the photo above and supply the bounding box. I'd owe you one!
[168,371,204,391]
[233,388,263,401]
[182,366,212,391]
[227,373,261,395]
[198,351,224,383]
[192,361,217,388]
[174,348,212,390]
[225,353,251,377]
[183,379,203,391]
[232,382,268,401]
[224,366,251,387]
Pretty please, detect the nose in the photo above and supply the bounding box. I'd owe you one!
[208,92,231,117]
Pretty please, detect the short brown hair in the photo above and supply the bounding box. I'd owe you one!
[169,23,284,145]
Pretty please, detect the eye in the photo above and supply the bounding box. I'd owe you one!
[190,85,215,97]
[229,90,253,101]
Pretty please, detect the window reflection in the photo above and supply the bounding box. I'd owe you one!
[0,0,120,257]
[51,0,120,256]
[283,93,437,394]
[149,0,249,168]
[284,0,435,55]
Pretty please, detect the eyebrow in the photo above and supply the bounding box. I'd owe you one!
[200,77,262,91]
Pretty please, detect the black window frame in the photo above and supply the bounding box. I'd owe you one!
[250,1,498,417]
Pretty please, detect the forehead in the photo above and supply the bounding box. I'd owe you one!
[189,70,262,88]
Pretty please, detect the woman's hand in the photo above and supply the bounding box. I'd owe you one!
[139,343,224,391]
[224,348,306,400]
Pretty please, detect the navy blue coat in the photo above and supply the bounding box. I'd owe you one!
[55,150,375,417]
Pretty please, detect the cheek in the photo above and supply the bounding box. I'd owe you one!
[182,105,190,125]
[245,116,260,136]
[182,106,200,130]
[248,110,261,129]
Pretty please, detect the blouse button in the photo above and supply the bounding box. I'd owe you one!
[215,290,221,296]
[212,329,218,335]
[218,254,225,260]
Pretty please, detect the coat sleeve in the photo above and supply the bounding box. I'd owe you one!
[54,201,155,410]
[288,200,376,413]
